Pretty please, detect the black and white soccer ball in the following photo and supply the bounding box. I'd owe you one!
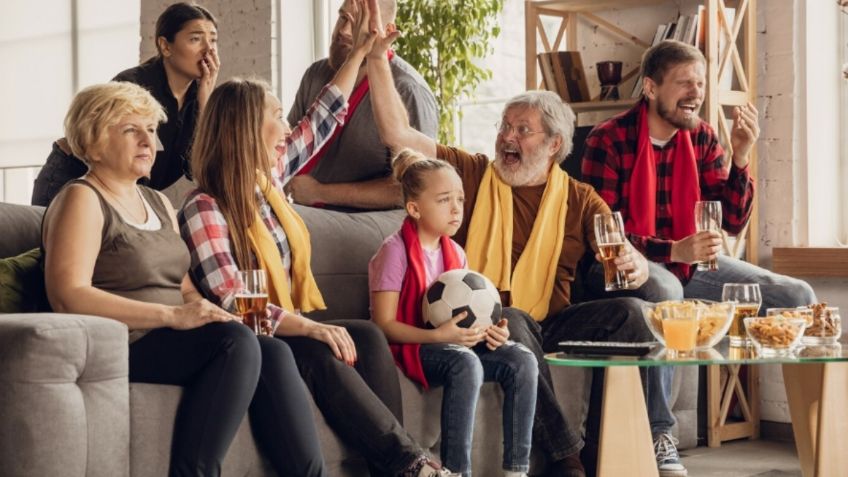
[422,269,502,329]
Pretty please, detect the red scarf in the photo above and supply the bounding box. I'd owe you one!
[392,217,462,388]
[296,50,395,178]
[628,101,700,278]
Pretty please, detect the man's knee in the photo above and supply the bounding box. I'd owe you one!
[778,278,817,308]
[636,263,684,302]
[609,297,654,342]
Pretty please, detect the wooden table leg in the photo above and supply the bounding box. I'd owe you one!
[707,363,760,447]
[597,366,658,477]
[783,362,848,477]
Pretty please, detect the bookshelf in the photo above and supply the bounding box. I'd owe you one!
[525,0,759,450]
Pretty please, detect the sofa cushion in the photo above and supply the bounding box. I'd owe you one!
[0,203,44,258]
[0,248,50,313]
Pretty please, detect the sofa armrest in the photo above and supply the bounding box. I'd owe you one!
[0,314,130,477]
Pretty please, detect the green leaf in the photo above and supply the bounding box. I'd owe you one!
[396,0,504,143]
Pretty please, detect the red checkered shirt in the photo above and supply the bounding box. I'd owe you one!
[178,85,347,322]
[581,101,755,282]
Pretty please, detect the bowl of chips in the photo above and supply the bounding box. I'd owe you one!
[744,311,807,356]
[643,300,736,351]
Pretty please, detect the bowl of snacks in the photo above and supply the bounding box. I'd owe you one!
[643,300,736,352]
[803,304,841,345]
[744,310,808,356]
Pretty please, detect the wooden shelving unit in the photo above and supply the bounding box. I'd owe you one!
[525,0,760,450]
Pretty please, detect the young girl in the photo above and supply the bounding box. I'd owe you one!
[369,149,539,477]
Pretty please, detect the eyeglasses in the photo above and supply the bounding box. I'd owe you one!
[495,121,545,139]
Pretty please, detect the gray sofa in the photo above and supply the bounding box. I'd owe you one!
[0,195,698,477]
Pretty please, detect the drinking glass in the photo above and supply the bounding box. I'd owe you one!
[233,270,272,335]
[722,283,761,346]
[594,211,632,291]
[695,200,722,271]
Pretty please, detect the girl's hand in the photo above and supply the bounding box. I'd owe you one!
[484,318,510,350]
[434,311,486,347]
[197,48,220,111]
[305,321,357,366]
[168,299,237,330]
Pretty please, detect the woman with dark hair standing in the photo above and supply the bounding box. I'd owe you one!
[32,2,219,206]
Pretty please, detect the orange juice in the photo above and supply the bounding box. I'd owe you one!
[662,319,698,351]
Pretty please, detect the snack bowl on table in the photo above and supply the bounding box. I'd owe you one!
[643,300,736,352]
[803,304,841,345]
[744,311,807,357]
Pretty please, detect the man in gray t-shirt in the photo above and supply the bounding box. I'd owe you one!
[286,0,438,211]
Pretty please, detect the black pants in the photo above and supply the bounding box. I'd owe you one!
[129,322,326,477]
[282,319,422,476]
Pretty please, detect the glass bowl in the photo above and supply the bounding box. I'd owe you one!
[643,300,736,351]
[803,305,841,345]
[744,315,807,356]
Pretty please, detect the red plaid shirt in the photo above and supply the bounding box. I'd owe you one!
[581,101,755,281]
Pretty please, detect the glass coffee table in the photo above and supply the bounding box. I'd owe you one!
[545,339,848,477]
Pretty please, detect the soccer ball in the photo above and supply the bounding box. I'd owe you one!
[422,269,502,329]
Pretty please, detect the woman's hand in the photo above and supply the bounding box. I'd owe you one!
[197,48,220,111]
[167,298,238,330]
[349,0,379,58]
[305,321,358,366]
[434,312,486,347]
[484,318,510,350]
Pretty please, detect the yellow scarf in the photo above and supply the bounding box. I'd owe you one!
[465,163,569,321]
[245,173,326,313]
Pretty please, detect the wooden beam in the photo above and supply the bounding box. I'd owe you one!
[772,247,848,277]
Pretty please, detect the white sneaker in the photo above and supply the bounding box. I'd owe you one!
[654,432,687,477]
[417,463,460,477]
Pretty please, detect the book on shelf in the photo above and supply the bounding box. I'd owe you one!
[537,51,591,103]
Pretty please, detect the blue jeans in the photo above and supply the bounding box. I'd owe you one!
[420,341,538,476]
[589,256,817,315]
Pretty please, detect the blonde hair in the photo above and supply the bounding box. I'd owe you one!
[191,78,273,269]
[64,82,167,164]
[392,148,456,203]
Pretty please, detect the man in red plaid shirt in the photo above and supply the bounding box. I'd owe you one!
[581,40,815,477]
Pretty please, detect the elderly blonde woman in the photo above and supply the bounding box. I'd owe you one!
[42,82,329,477]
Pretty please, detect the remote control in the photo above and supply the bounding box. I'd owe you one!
[557,340,658,357]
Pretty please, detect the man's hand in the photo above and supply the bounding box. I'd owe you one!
[196,47,220,112]
[286,175,324,206]
[597,241,649,288]
[670,231,723,265]
[730,102,760,168]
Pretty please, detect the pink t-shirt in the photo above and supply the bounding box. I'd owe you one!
[368,231,467,305]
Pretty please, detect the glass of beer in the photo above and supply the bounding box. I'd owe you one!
[233,270,271,336]
[594,211,631,291]
[722,283,761,346]
[695,201,722,271]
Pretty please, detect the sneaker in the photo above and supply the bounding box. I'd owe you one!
[653,433,687,477]
[417,462,460,477]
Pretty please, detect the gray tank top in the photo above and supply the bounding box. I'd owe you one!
[70,180,190,342]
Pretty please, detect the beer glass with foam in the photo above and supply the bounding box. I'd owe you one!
[594,212,632,291]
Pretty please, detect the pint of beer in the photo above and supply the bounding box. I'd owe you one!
[695,201,722,271]
[234,270,273,336]
[594,212,632,291]
[721,283,762,346]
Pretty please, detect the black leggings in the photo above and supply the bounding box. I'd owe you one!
[282,319,422,476]
[129,321,326,477]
